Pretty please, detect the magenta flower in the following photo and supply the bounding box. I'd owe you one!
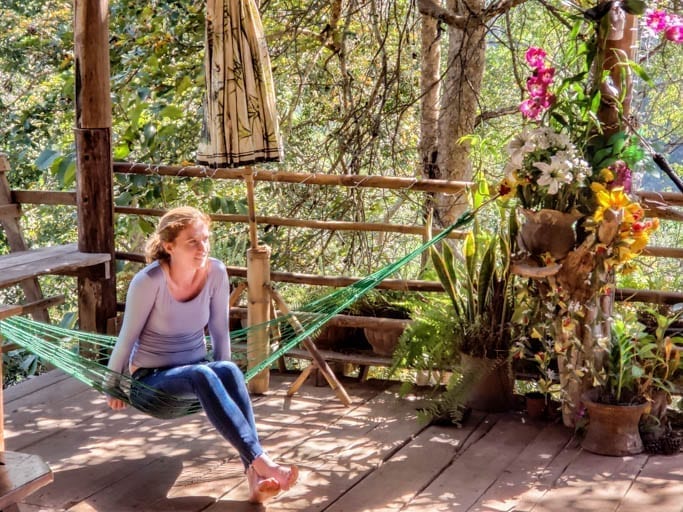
[537,93,556,109]
[519,99,542,120]
[609,161,632,193]
[535,67,556,85]
[645,9,670,32]
[525,47,547,69]
[526,76,547,98]
[664,17,683,43]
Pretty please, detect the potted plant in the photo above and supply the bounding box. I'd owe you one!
[393,204,518,421]
[581,310,683,456]
[346,289,413,356]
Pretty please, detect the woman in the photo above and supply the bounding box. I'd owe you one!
[105,206,297,503]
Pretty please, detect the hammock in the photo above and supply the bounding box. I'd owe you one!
[0,210,476,419]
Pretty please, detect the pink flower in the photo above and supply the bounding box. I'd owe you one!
[645,9,670,32]
[664,17,683,43]
[535,66,555,85]
[519,99,542,120]
[526,76,547,98]
[525,47,547,69]
[537,93,556,109]
[608,161,632,193]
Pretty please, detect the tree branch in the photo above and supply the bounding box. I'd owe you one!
[416,0,469,29]
[483,0,532,22]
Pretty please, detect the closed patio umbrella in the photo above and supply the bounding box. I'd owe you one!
[197,0,282,168]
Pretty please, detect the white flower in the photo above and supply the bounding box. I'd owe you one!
[506,130,536,166]
[533,156,573,194]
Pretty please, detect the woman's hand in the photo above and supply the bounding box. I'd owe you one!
[107,396,127,410]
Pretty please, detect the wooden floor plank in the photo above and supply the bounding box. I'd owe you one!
[616,454,683,512]
[3,371,682,512]
[3,370,72,404]
[529,450,648,512]
[323,411,489,512]
[207,386,428,511]
[400,415,544,512]
[52,377,384,511]
[470,420,575,512]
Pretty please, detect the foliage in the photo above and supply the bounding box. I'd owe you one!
[593,309,683,405]
[394,200,518,379]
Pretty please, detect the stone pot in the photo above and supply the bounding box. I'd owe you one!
[581,388,650,456]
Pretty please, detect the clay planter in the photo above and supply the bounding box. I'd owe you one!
[363,326,405,356]
[525,392,548,420]
[518,208,582,260]
[460,353,514,413]
[581,388,650,456]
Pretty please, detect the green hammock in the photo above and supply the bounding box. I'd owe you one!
[0,210,476,418]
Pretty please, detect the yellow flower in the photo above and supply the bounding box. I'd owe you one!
[498,175,518,199]
[599,168,614,182]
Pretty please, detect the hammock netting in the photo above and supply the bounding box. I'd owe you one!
[0,210,475,419]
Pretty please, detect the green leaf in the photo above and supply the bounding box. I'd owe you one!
[622,0,646,15]
[35,149,60,170]
[113,143,131,160]
[627,60,653,87]
[160,105,184,120]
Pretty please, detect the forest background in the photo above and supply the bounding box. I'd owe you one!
[1,0,682,327]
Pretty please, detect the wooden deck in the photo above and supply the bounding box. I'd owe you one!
[4,370,682,512]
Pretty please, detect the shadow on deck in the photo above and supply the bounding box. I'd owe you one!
[4,371,682,511]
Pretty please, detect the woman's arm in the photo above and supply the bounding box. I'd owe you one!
[208,260,231,361]
[106,270,158,385]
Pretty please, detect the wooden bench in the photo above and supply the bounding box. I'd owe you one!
[0,244,111,289]
[230,306,401,383]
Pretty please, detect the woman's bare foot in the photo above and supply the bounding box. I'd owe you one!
[252,453,299,491]
[247,466,280,504]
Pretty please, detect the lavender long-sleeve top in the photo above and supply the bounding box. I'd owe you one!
[107,258,230,383]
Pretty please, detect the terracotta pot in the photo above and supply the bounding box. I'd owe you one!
[581,389,650,456]
[525,392,547,420]
[518,208,582,260]
[460,353,514,412]
[363,326,404,356]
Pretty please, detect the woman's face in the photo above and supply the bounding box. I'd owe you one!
[164,220,210,269]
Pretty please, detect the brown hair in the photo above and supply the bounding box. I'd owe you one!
[145,206,211,263]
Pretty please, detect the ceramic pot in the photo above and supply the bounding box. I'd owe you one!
[525,392,547,420]
[518,208,582,260]
[363,326,404,356]
[581,388,650,456]
[460,353,514,412]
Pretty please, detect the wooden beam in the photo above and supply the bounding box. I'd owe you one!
[113,162,471,194]
[0,296,66,322]
[114,206,467,240]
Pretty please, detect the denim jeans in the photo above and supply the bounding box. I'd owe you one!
[130,360,263,468]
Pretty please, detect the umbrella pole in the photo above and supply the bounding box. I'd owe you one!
[244,166,259,249]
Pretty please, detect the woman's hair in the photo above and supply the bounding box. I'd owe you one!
[145,206,211,263]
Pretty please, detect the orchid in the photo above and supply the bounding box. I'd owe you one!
[499,126,591,213]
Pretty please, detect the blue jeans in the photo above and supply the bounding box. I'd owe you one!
[130,361,263,469]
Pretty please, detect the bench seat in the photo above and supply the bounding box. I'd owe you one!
[0,244,111,289]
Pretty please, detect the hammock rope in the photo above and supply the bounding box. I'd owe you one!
[0,209,478,418]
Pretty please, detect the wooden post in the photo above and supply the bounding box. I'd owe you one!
[74,0,116,334]
[243,167,259,249]
[247,246,271,393]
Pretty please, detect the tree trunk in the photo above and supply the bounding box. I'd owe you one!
[434,0,486,227]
